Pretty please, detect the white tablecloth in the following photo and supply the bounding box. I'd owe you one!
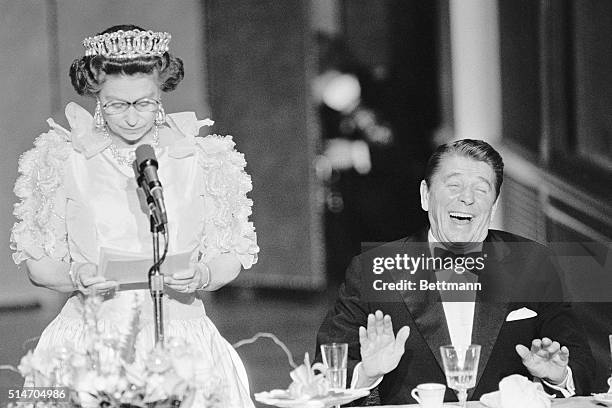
[366,396,599,408]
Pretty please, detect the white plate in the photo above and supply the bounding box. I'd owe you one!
[592,393,612,407]
[254,388,369,408]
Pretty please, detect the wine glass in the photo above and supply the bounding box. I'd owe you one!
[440,344,481,408]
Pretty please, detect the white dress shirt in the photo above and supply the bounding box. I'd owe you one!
[429,230,478,349]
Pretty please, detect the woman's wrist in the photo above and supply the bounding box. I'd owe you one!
[196,263,211,290]
[67,262,79,291]
[67,262,86,293]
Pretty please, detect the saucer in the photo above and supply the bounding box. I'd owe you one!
[254,388,369,408]
[592,393,612,407]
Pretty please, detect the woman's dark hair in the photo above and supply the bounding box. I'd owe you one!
[424,139,505,198]
[69,24,184,96]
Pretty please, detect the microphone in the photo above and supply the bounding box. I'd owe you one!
[132,160,154,216]
[134,144,168,226]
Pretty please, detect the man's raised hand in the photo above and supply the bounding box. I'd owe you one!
[359,310,410,380]
[515,337,570,384]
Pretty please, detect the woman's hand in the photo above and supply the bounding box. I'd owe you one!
[73,263,119,295]
[163,254,241,293]
[163,264,207,293]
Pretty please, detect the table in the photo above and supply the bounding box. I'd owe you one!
[366,396,602,408]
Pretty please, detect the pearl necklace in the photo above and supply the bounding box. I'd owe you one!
[103,125,160,167]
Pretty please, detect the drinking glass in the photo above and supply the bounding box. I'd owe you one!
[321,342,348,408]
[440,344,481,408]
[320,343,348,391]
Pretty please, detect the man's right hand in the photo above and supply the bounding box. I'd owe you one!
[359,310,410,381]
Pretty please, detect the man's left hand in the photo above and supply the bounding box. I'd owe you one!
[515,337,569,384]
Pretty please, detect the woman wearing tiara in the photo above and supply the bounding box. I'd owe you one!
[10,25,259,407]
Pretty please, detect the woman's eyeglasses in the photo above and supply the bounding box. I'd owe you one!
[102,98,160,115]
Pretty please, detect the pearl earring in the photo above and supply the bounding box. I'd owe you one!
[155,103,166,126]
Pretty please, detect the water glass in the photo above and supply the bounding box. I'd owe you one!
[320,342,348,391]
[440,344,481,408]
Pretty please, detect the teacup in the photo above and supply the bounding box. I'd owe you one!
[411,383,446,408]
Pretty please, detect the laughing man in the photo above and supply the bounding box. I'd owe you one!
[316,139,594,404]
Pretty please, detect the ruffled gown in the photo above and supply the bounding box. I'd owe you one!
[11,102,260,407]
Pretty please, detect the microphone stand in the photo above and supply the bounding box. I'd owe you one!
[149,215,165,347]
[134,160,168,348]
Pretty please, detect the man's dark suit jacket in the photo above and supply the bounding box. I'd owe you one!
[316,229,594,404]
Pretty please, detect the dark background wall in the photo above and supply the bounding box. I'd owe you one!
[206,0,325,289]
[498,0,612,390]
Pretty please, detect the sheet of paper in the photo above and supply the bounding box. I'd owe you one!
[98,247,194,284]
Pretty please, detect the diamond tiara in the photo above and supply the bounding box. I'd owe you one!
[83,29,171,59]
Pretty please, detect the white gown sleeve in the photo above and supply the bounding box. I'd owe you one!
[10,119,72,264]
[194,134,259,269]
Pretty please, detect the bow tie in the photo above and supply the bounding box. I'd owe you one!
[432,247,484,274]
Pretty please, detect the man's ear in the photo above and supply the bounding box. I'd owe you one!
[491,196,500,219]
[420,180,429,212]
